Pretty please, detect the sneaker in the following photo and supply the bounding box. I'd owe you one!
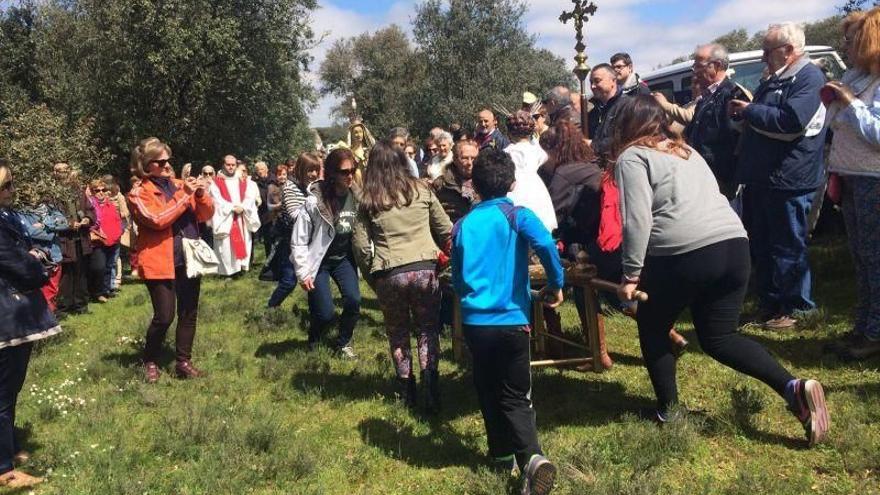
[787,379,829,446]
[521,454,556,495]
[338,345,357,360]
[490,454,517,476]
[763,315,797,330]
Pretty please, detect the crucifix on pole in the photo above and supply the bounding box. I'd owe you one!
[559,0,598,140]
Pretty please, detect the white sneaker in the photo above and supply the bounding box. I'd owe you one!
[338,345,357,360]
[521,454,556,495]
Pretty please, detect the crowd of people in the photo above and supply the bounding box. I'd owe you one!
[0,13,878,493]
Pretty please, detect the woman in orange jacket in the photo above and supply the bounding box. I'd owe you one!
[127,137,214,383]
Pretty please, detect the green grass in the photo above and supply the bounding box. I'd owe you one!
[10,238,880,494]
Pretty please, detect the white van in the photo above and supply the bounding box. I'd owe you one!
[643,46,847,104]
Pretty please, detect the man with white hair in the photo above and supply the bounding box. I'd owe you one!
[685,43,750,198]
[728,22,828,330]
[426,130,454,180]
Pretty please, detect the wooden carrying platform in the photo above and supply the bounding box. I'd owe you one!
[451,253,616,373]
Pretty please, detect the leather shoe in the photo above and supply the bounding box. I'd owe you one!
[175,360,205,379]
[144,362,160,384]
[0,469,43,488]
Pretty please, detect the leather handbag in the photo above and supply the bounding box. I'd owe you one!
[181,238,220,279]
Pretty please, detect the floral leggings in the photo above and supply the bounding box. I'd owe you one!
[373,269,441,378]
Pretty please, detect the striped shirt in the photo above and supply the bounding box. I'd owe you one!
[280,180,308,224]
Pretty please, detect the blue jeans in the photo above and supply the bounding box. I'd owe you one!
[0,343,32,474]
[267,242,297,308]
[307,256,361,347]
[106,244,121,290]
[744,186,816,315]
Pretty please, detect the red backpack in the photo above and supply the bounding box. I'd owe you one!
[596,170,622,253]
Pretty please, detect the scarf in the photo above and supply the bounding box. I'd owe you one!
[213,176,248,260]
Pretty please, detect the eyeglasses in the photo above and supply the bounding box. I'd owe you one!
[149,158,172,168]
[203,172,215,177]
[93,188,108,193]
[762,43,790,55]
[611,64,630,70]
[337,168,356,177]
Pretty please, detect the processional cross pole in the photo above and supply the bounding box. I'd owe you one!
[559,0,598,140]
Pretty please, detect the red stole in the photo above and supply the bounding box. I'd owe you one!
[214,176,249,260]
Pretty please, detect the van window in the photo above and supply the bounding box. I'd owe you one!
[730,60,766,94]
[648,81,674,102]
[813,54,846,81]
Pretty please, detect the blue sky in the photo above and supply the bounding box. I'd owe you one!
[306,0,838,126]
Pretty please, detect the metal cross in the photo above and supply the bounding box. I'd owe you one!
[559,0,598,54]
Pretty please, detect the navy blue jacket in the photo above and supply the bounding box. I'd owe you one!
[685,78,750,188]
[736,58,828,190]
[0,210,60,348]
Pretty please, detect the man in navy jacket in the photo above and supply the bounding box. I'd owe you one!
[729,22,828,329]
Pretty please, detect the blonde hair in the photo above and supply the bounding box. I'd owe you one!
[0,159,10,190]
[89,178,106,192]
[130,137,172,178]
[847,8,880,75]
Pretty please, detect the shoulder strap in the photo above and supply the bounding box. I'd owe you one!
[451,202,523,243]
[495,202,522,233]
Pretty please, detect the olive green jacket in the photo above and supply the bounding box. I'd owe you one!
[352,184,452,277]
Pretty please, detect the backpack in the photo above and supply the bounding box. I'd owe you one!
[596,170,622,253]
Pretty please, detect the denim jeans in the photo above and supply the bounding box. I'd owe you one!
[267,242,297,308]
[744,186,816,315]
[0,343,32,474]
[105,244,121,291]
[307,256,360,348]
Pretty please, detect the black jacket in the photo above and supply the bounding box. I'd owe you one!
[587,93,623,160]
[684,78,749,191]
[540,161,603,246]
[0,210,60,347]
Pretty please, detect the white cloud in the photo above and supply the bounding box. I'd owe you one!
[308,0,838,126]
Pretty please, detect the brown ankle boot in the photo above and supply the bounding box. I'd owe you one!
[175,360,205,379]
[597,318,613,370]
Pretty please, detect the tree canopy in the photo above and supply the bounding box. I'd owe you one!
[0,0,318,204]
[319,0,574,138]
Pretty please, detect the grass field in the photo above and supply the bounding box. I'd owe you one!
[9,237,880,494]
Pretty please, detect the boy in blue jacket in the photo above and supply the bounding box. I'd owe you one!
[452,148,564,495]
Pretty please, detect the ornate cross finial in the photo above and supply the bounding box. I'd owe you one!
[559,0,597,54]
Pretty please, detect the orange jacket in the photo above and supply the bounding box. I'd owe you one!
[127,178,214,280]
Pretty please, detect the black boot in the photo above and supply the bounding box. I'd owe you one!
[421,369,441,414]
[396,375,417,409]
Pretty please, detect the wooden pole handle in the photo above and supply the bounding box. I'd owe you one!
[588,279,649,302]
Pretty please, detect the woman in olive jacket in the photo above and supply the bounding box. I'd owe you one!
[0,160,62,489]
[353,142,452,412]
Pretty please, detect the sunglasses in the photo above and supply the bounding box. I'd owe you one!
[149,158,172,168]
[337,168,356,177]
[203,172,215,177]
[93,188,108,193]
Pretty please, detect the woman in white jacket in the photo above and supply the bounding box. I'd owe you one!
[291,148,361,358]
[504,111,558,232]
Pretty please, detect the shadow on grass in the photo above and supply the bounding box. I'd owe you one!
[357,418,486,470]
[255,339,311,358]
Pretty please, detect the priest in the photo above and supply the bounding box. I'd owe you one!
[209,155,261,276]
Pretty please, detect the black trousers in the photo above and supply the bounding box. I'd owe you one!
[464,325,542,470]
[143,266,201,363]
[636,238,795,412]
[58,250,90,313]
[0,343,32,474]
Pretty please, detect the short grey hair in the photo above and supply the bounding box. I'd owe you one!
[767,22,806,55]
[387,127,409,141]
[697,43,730,70]
[436,131,453,144]
[542,85,571,108]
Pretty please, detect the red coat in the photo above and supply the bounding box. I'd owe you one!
[127,178,214,280]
